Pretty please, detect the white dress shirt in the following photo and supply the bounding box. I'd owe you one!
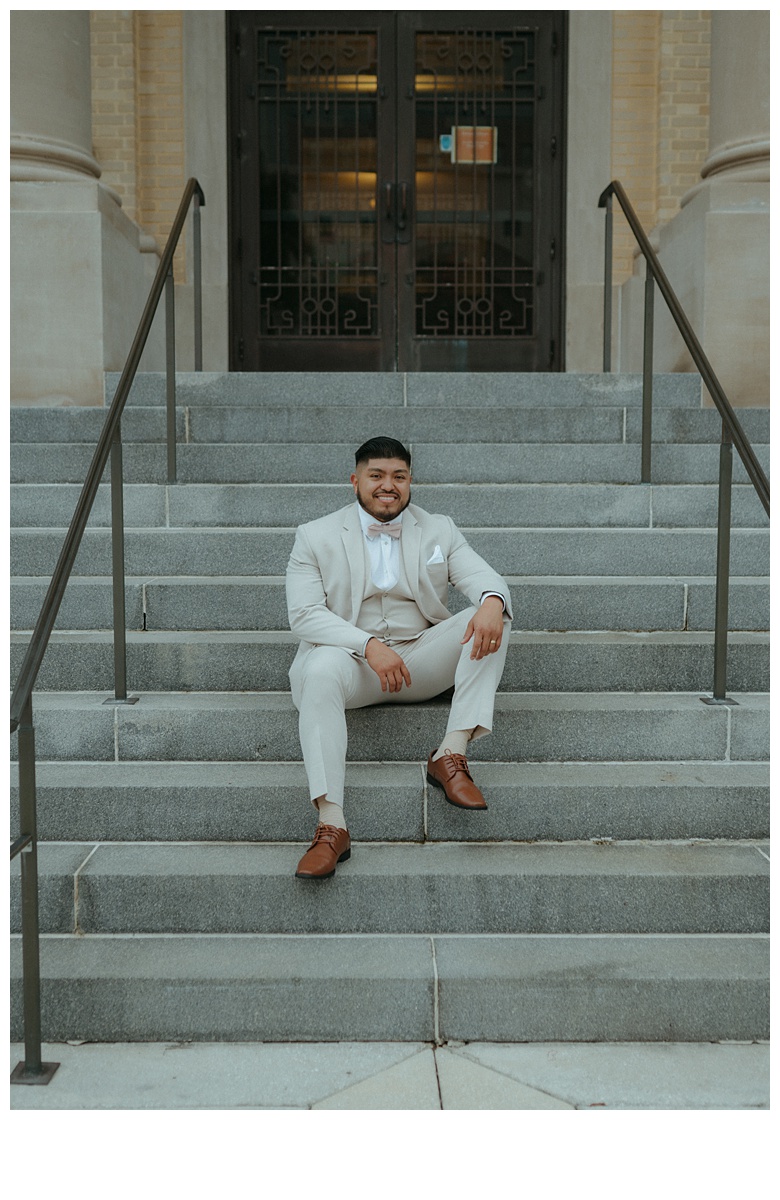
[357,502,403,591]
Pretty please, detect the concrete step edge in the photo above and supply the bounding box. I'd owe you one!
[11,840,771,942]
[16,688,771,706]
[9,630,772,647]
[12,692,768,766]
[26,837,771,857]
[8,573,771,585]
[12,523,771,533]
[9,931,770,1043]
[11,441,772,451]
[10,759,771,783]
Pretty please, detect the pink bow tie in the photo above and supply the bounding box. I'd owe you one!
[367,522,402,539]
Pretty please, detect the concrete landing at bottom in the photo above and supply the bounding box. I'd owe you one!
[9,1041,768,1110]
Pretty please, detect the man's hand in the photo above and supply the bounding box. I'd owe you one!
[461,596,505,660]
[365,638,412,693]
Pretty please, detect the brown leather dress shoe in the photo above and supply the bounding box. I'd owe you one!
[426,751,488,810]
[295,824,351,879]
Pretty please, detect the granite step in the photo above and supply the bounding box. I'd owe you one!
[9,481,770,530]
[9,933,769,1042]
[9,366,771,1054]
[10,630,770,694]
[10,760,769,843]
[10,575,770,633]
[10,441,770,486]
[105,370,704,409]
[9,403,770,447]
[9,691,769,765]
[11,840,769,936]
[10,525,770,579]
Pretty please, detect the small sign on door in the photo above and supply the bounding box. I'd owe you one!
[439,126,498,164]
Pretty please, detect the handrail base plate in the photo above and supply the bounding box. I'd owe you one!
[701,696,739,707]
[11,1061,60,1086]
[102,696,140,706]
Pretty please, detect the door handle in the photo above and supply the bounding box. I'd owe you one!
[381,181,396,244]
[398,182,408,231]
[380,182,411,243]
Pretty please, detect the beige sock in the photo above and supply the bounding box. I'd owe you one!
[315,797,348,830]
[433,729,473,760]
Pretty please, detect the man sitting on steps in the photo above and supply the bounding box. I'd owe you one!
[285,436,512,879]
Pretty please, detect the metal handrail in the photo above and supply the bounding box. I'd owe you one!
[599,179,769,703]
[599,181,769,512]
[10,177,205,732]
[10,177,205,1084]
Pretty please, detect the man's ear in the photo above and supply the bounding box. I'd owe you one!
[350,472,358,493]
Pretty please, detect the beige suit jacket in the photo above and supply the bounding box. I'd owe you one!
[285,502,512,679]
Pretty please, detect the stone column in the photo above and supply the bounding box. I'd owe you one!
[11,11,163,406]
[11,11,102,184]
[620,11,769,407]
[699,11,769,188]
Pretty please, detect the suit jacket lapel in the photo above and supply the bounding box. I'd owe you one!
[401,507,421,602]
[341,505,366,623]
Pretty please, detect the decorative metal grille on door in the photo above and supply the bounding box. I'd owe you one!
[255,28,381,339]
[229,12,565,370]
[412,29,536,340]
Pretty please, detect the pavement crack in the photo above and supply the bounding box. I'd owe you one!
[432,1046,444,1110]
[73,844,100,935]
[452,1045,574,1108]
[430,935,443,1046]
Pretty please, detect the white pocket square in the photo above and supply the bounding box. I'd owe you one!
[426,545,445,565]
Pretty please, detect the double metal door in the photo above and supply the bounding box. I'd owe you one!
[228,11,566,370]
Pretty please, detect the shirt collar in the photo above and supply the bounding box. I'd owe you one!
[356,501,404,537]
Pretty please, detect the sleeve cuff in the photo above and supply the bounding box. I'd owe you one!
[480,591,506,612]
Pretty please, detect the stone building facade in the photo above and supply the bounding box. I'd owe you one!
[10,10,769,406]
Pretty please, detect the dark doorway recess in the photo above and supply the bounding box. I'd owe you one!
[228,11,567,371]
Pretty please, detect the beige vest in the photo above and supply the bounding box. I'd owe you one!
[356,538,431,644]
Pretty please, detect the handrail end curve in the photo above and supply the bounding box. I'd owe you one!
[598,182,616,208]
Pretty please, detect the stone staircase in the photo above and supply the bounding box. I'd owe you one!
[10,372,769,1043]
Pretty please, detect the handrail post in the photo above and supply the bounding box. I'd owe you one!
[603,190,613,372]
[11,697,59,1085]
[110,425,128,700]
[166,264,177,484]
[703,423,737,706]
[193,192,203,371]
[641,264,655,483]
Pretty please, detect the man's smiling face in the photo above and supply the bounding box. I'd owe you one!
[350,457,412,523]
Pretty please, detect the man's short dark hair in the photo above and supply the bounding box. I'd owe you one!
[355,437,411,468]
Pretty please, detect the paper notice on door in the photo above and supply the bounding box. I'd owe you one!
[443,126,498,164]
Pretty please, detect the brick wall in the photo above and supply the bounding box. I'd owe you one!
[90,11,138,221]
[136,10,186,272]
[611,10,711,283]
[658,11,711,225]
[611,10,661,281]
[90,10,186,274]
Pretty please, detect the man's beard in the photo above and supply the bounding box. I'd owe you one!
[356,485,412,523]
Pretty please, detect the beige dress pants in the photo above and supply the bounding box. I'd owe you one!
[290,605,511,808]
